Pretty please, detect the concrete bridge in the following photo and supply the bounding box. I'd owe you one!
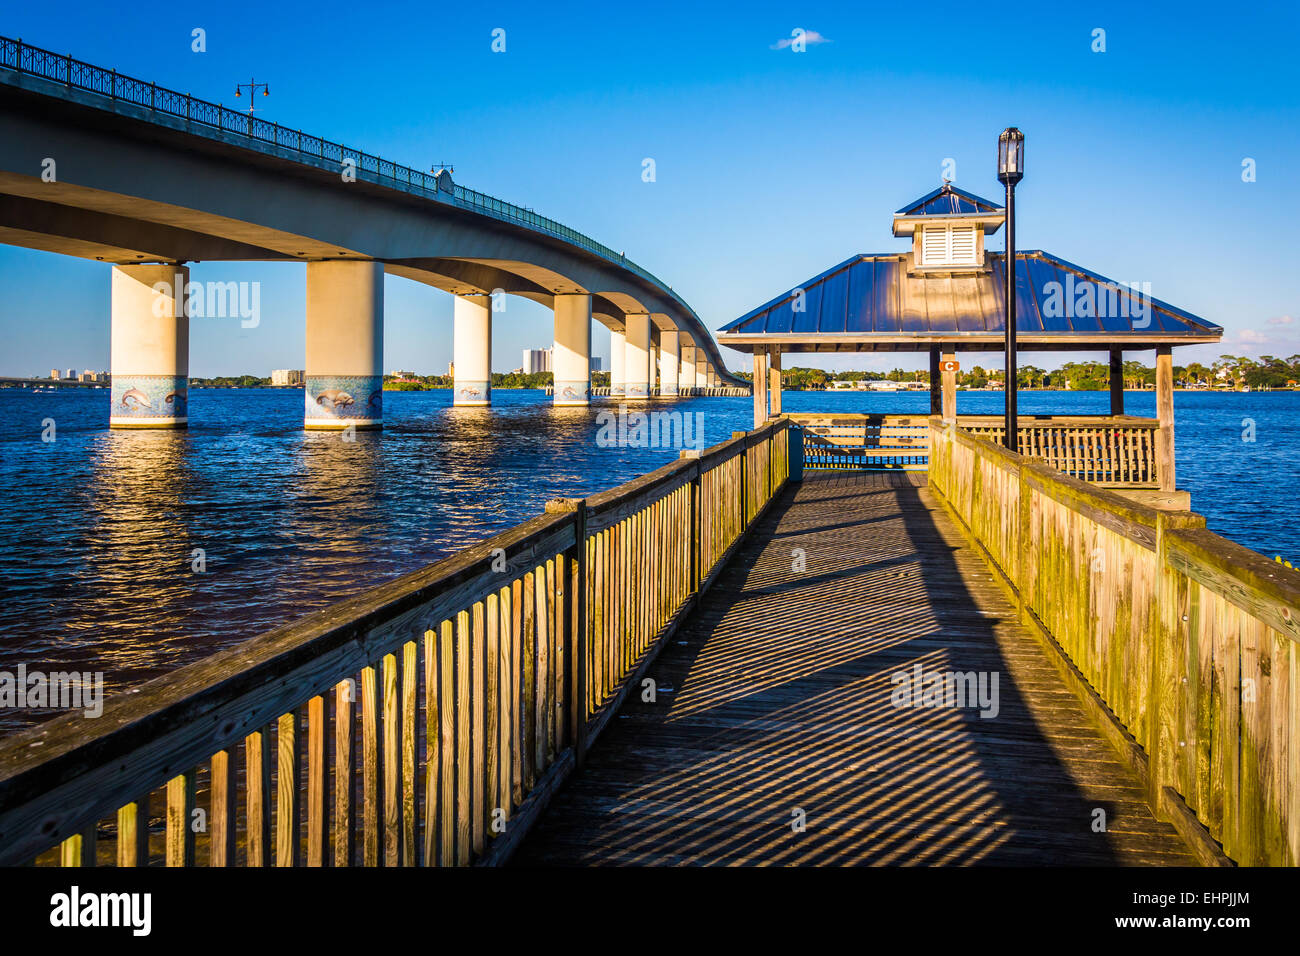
[0,36,745,429]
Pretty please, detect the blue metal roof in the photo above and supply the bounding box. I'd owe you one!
[895,183,1004,217]
[717,251,1223,350]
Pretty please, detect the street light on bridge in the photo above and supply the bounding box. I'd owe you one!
[997,127,1024,452]
[234,79,269,116]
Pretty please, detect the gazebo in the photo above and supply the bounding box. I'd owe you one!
[717,183,1222,497]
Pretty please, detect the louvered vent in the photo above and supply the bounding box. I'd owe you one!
[921,227,948,265]
[949,226,977,264]
[919,225,979,267]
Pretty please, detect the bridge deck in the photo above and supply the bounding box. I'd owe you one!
[517,471,1194,865]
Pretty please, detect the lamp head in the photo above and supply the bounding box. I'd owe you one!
[998,127,1025,185]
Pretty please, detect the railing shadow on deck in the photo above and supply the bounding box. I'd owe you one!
[517,472,1162,866]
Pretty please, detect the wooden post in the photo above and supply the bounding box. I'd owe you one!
[929,347,942,416]
[680,451,702,594]
[941,349,957,423]
[733,431,749,532]
[541,498,589,767]
[752,350,768,427]
[768,347,782,416]
[1156,345,1175,491]
[1110,349,1124,416]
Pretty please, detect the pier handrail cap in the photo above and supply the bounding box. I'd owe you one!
[544,497,584,513]
[679,449,702,459]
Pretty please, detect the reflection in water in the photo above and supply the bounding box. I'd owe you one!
[78,430,196,685]
[1,386,1297,734]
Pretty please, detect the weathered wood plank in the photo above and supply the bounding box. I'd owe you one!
[334,678,354,867]
[275,710,300,867]
[210,748,237,867]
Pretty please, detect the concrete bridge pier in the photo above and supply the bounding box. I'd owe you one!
[609,329,626,398]
[453,293,493,407]
[304,260,384,430]
[624,313,651,400]
[110,264,190,428]
[552,294,591,406]
[649,329,660,393]
[679,343,695,393]
[660,329,680,397]
[695,358,708,390]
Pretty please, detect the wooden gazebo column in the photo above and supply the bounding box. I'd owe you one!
[1156,345,1175,491]
[1109,349,1124,415]
[941,348,957,423]
[752,349,768,427]
[929,347,942,416]
[768,346,782,415]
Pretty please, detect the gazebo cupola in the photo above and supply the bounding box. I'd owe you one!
[892,182,1005,273]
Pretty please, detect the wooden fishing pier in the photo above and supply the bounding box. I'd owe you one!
[1,413,1296,867]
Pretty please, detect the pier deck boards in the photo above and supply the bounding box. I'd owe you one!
[516,471,1194,866]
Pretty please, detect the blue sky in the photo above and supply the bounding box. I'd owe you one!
[2,0,1297,376]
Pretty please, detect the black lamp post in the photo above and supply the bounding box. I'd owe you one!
[234,79,270,116]
[998,127,1024,452]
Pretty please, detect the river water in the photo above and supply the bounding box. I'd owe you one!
[1,386,1296,732]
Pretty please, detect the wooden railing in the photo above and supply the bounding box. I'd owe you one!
[787,413,1160,487]
[959,415,1159,487]
[0,420,790,867]
[930,418,1299,866]
[785,414,930,471]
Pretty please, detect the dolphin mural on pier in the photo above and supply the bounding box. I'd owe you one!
[119,388,151,409]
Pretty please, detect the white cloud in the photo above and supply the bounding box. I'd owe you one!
[1219,324,1300,356]
[771,30,831,50]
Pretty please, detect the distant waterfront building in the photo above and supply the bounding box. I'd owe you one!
[49,369,60,381]
[523,348,552,374]
[590,356,605,373]
[271,369,305,386]
[64,369,76,380]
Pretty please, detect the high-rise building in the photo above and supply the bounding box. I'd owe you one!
[523,348,552,374]
[49,369,60,380]
[590,356,604,373]
[65,369,76,380]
